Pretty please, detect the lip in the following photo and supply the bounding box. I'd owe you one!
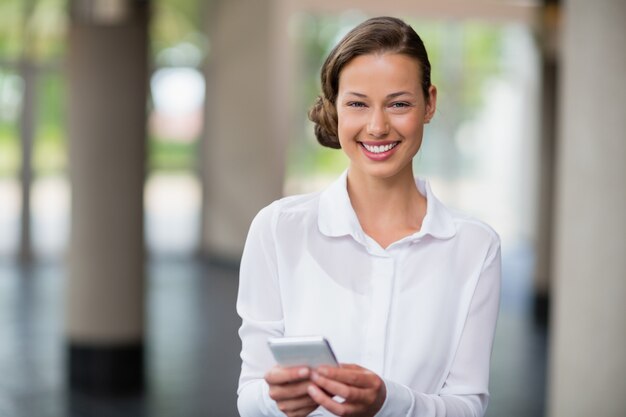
[358,140,401,161]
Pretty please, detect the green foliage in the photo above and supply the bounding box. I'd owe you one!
[37,70,65,131]
[0,0,23,59]
[148,138,199,172]
[461,22,503,114]
[33,125,65,176]
[0,0,67,61]
[151,0,207,65]
[34,72,66,176]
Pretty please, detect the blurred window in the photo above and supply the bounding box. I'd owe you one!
[146,0,208,257]
[0,0,209,260]
[0,0,67,260]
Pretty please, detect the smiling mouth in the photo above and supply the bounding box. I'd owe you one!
[359,141,400,154]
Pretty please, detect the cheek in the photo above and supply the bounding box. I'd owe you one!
[395,114,424,136]
[337,112,364,139]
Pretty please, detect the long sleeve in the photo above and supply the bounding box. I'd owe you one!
[376,242,502,417]
[236,203,285,417]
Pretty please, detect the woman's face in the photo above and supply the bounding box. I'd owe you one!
[336,53,436,182]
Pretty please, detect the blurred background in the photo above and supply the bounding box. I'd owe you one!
[0,0,624,416]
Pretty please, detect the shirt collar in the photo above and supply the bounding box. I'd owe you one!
[317,170,456,242]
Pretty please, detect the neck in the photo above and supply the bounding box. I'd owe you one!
[346,167,427,247]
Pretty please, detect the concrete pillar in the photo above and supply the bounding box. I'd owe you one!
[66,0,149,395]
[533,0,560,324]
[548,1,626,416]
[201,0,290,262]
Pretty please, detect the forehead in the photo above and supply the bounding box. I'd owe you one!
[338,53,422,92]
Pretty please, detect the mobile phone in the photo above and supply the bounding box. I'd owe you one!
[267,336,338,368]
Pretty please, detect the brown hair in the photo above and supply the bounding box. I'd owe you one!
[308,16,432,149]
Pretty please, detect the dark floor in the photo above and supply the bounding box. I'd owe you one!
[0,241,547,417]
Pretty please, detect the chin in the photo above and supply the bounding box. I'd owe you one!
[359,165,405,181]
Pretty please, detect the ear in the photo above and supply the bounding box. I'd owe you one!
[425,85,437,123]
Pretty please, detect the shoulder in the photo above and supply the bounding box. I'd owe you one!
[275,191,323,214]
[250,191,322,230]
[244,191,322,253]
[449,209,500,242]
[447,208,501,261]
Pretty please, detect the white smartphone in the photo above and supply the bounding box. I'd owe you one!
[267,336,338,368]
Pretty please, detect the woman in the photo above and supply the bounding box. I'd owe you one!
[236,16,501,417]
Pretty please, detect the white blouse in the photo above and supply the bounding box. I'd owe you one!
[236,171,501,417]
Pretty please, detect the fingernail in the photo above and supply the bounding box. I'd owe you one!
[298,368,309,377]
[311,371,319,381]
[307,385,318,396]
[317,367,328,376]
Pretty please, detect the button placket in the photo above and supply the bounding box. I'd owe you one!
[362,257,394,375]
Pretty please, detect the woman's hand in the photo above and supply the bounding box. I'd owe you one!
[307,364,386,417]
[265,365,319,417]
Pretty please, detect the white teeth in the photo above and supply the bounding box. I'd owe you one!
[362,142,398,154]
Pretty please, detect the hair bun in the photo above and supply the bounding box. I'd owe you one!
[308,96,341,149]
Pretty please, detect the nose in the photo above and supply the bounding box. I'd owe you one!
[366,108,389,138]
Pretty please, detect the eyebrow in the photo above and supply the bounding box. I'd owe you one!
[344,91,415,99]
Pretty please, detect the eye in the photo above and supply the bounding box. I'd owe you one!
[347,101,367,108]
[390,102,411,108]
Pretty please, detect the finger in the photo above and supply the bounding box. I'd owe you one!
[286,406,320,417]
[317,366,377,389]
[307,384,348,416]
[275,394,318,413]
[312,372,366,403]
[284,405,319,417]
[265,366,310,384]
[269,379,313,401]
